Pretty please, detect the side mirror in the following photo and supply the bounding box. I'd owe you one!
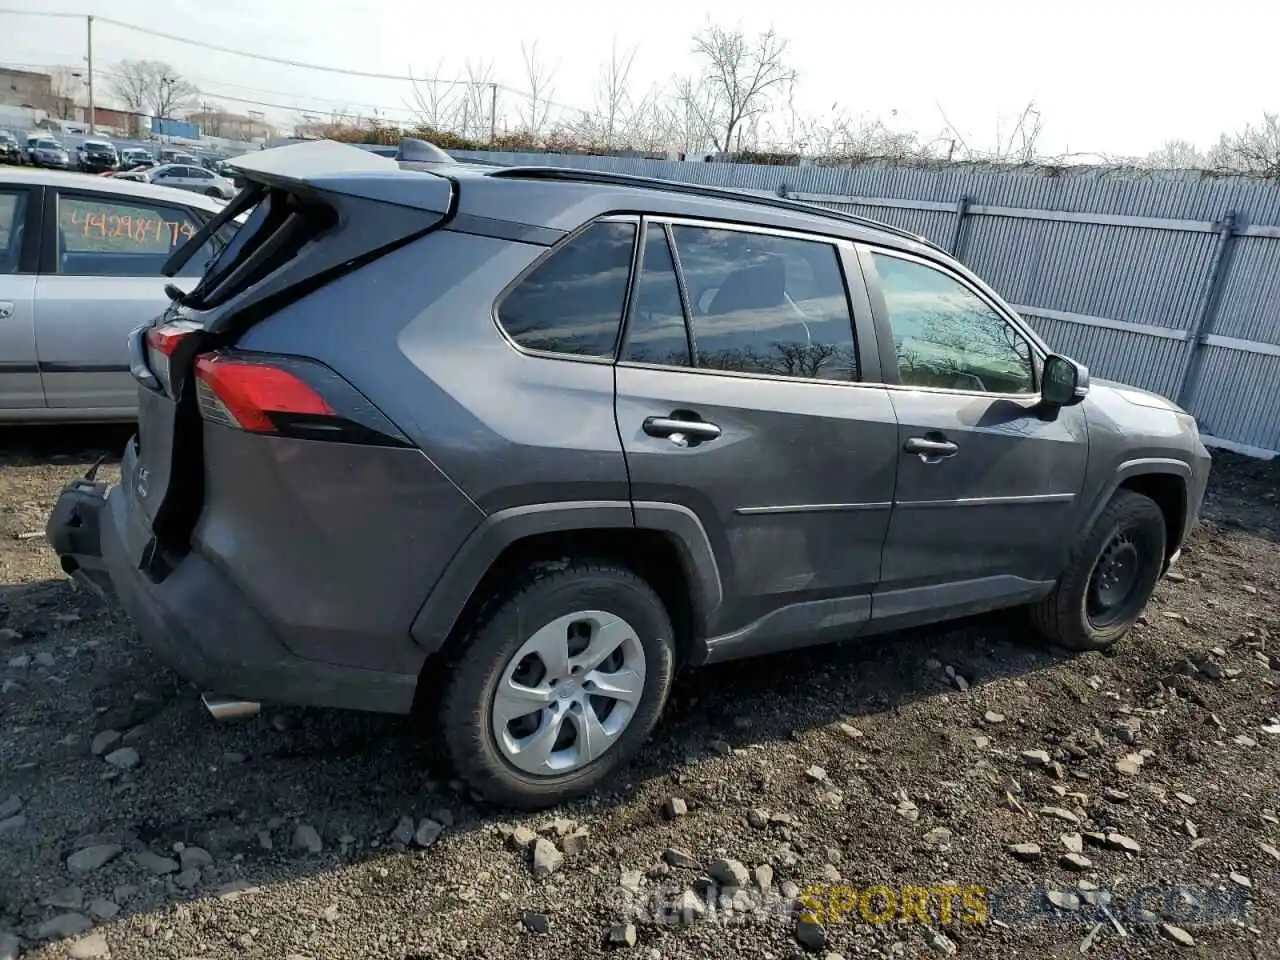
[1041,354,1089,407]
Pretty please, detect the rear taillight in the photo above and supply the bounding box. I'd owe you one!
[192,350,409,447]
[194,354,333,433]
[144,325,197,396]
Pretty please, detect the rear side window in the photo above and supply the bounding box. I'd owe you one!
[498,221,637,358]
[0,189,28,275]
[670,225,859,381]
[56,195,206,278]
[622,226,691,367]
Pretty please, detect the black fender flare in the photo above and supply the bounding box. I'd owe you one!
[409,500,723,655]
[1080,457,1192,542]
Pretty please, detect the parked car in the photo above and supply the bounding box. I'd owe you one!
[0,131,21,165]
[46,141,1211,810]
[148,163,237,199]
[0,168,234,421]
[75,139,120,173]
[110,166,154,183]
[118,148,155,170]
[25,136,70,169]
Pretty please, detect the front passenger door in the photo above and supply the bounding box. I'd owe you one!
[862,247,1088,625]
[34,190,208,412]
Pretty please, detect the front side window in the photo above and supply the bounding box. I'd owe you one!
[669,225,858,381]
[498,220,636,358]
[57,195,204,277]
[0,189,29,275]
[872,252,1035,394]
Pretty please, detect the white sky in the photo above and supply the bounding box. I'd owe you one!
[0,0,1276,156]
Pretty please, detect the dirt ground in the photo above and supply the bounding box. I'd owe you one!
[1,425,1278,960]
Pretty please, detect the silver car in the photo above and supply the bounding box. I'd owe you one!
[0,168,234,422]
[148,163,237,200]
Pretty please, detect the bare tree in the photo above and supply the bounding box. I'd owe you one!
[107,60,197,120]
[458,58,497,142]
[517,41,558,137]
[1208,113,1280,179]
[408,59,461,132]
[593,39,637,148]
[937,99,1044,163]
[1143,138,1205,170]
[36,68,82,120]
[686,22,796,153]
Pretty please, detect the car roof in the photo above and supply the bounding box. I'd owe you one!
[0,167,226,211]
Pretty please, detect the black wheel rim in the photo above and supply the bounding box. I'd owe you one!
[1086,531,1144,628]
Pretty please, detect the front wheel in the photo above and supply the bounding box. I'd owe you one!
[205,187,223,198]
[440,559,676,809]
[1031,490,1167,651]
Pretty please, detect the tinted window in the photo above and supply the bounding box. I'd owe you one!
[670,225,858,380]
[57,195,208,278]
[873,253,1035,394]
[0,190,28,275]
[499,221,636,357]
[622,226,691,367]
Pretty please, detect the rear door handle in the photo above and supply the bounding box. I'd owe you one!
[643,416,721,447]
[904,436,959,460]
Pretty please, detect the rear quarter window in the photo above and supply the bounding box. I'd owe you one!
[497,221,637,358]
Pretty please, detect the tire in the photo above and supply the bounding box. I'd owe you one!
[1031,489,1167,651]
[205,187,222,198]
[440,559,676,810]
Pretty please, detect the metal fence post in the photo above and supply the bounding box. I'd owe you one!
[950,195,972,260]
[1174,212,1241,410]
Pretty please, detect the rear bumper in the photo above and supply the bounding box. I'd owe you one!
[46,450,419,714]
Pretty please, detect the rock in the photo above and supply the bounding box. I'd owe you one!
[795,916,826,952]
[708,738,732,755]
[984,711,1005,723]
[836,722,863,739]
[1040,806,1080,824]
[1160,923,1196,947]
[172,868,201,890]
[924,658,942,671]
[7,655,30,669]
[520,911,549,934]
[540,817,577,838]
[1047,889,1080,911]
[804,765,828,783]
[1199,660,1225,680]
[531,838,563,877]
[0,627,19,643]
[1060,853,1092,871]
[103,747,139,771]
[34,651,55,667]
[179,846,212,871]
[87,900,119,921]
[67,932,110,959]
[1061,833,1083,853]
[1103,787,1130,802]
[1229,872,1252,889]
[1008,843,1042,861]
[662,797,688,819]
[1164,569,1187,582]
[1185,819,1198,838]
[747,808,771,829]
[1174,792,1196,806]
[607,922,637,948]
[0,815,25,834]
[414,818,444,848]
[895,792,919,821]
[0,795,19,819]
[663,847,700,870]
[561,827,589,856]
[952,674,969,692]
[708,858,751,888]
[1259,842,1280,863]
[90,730,121,756]
[292,824,323,854]
[508,825,537,850]
[0,931,18,960]
[37,913,92,940]
[66,844,122,873]
[1114,755,1143,776]
[620,869,644,893]
[1104,833,1141,854]
[389,816,414,845]
[132,850,179,875]
[668,890,706,925]
[46,887,85,910]
[926,930,957,955]
[923,826,953,847]
[752,864,774,890]
[222,751,246,764]
[1021,749,1051,767]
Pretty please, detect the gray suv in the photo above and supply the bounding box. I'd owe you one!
[48,140,1211,809]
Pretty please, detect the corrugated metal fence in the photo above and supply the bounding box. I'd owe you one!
[454,149,1280,457]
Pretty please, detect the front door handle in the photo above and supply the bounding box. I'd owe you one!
[643,416,721,447]
[904,436,959,461]
[0,301,13,321]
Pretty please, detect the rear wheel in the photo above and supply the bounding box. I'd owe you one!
[205,187,222,198]
[440,560,676,809]
[1031,489,1167,650]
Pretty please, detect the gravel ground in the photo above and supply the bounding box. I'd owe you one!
[1,426,1278,960]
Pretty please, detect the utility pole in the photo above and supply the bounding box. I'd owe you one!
[86,15,95,135]
[489,82,498,145]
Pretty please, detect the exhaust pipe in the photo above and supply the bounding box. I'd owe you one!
[201,693,261,721]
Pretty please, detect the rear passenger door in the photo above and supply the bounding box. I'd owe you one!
[0,184,42,411]
[34,188,210,412]
[614,218,899,657]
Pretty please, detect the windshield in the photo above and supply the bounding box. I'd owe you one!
[35,140,61,150]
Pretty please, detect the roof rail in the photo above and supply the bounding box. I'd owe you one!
[489,165,939,250]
